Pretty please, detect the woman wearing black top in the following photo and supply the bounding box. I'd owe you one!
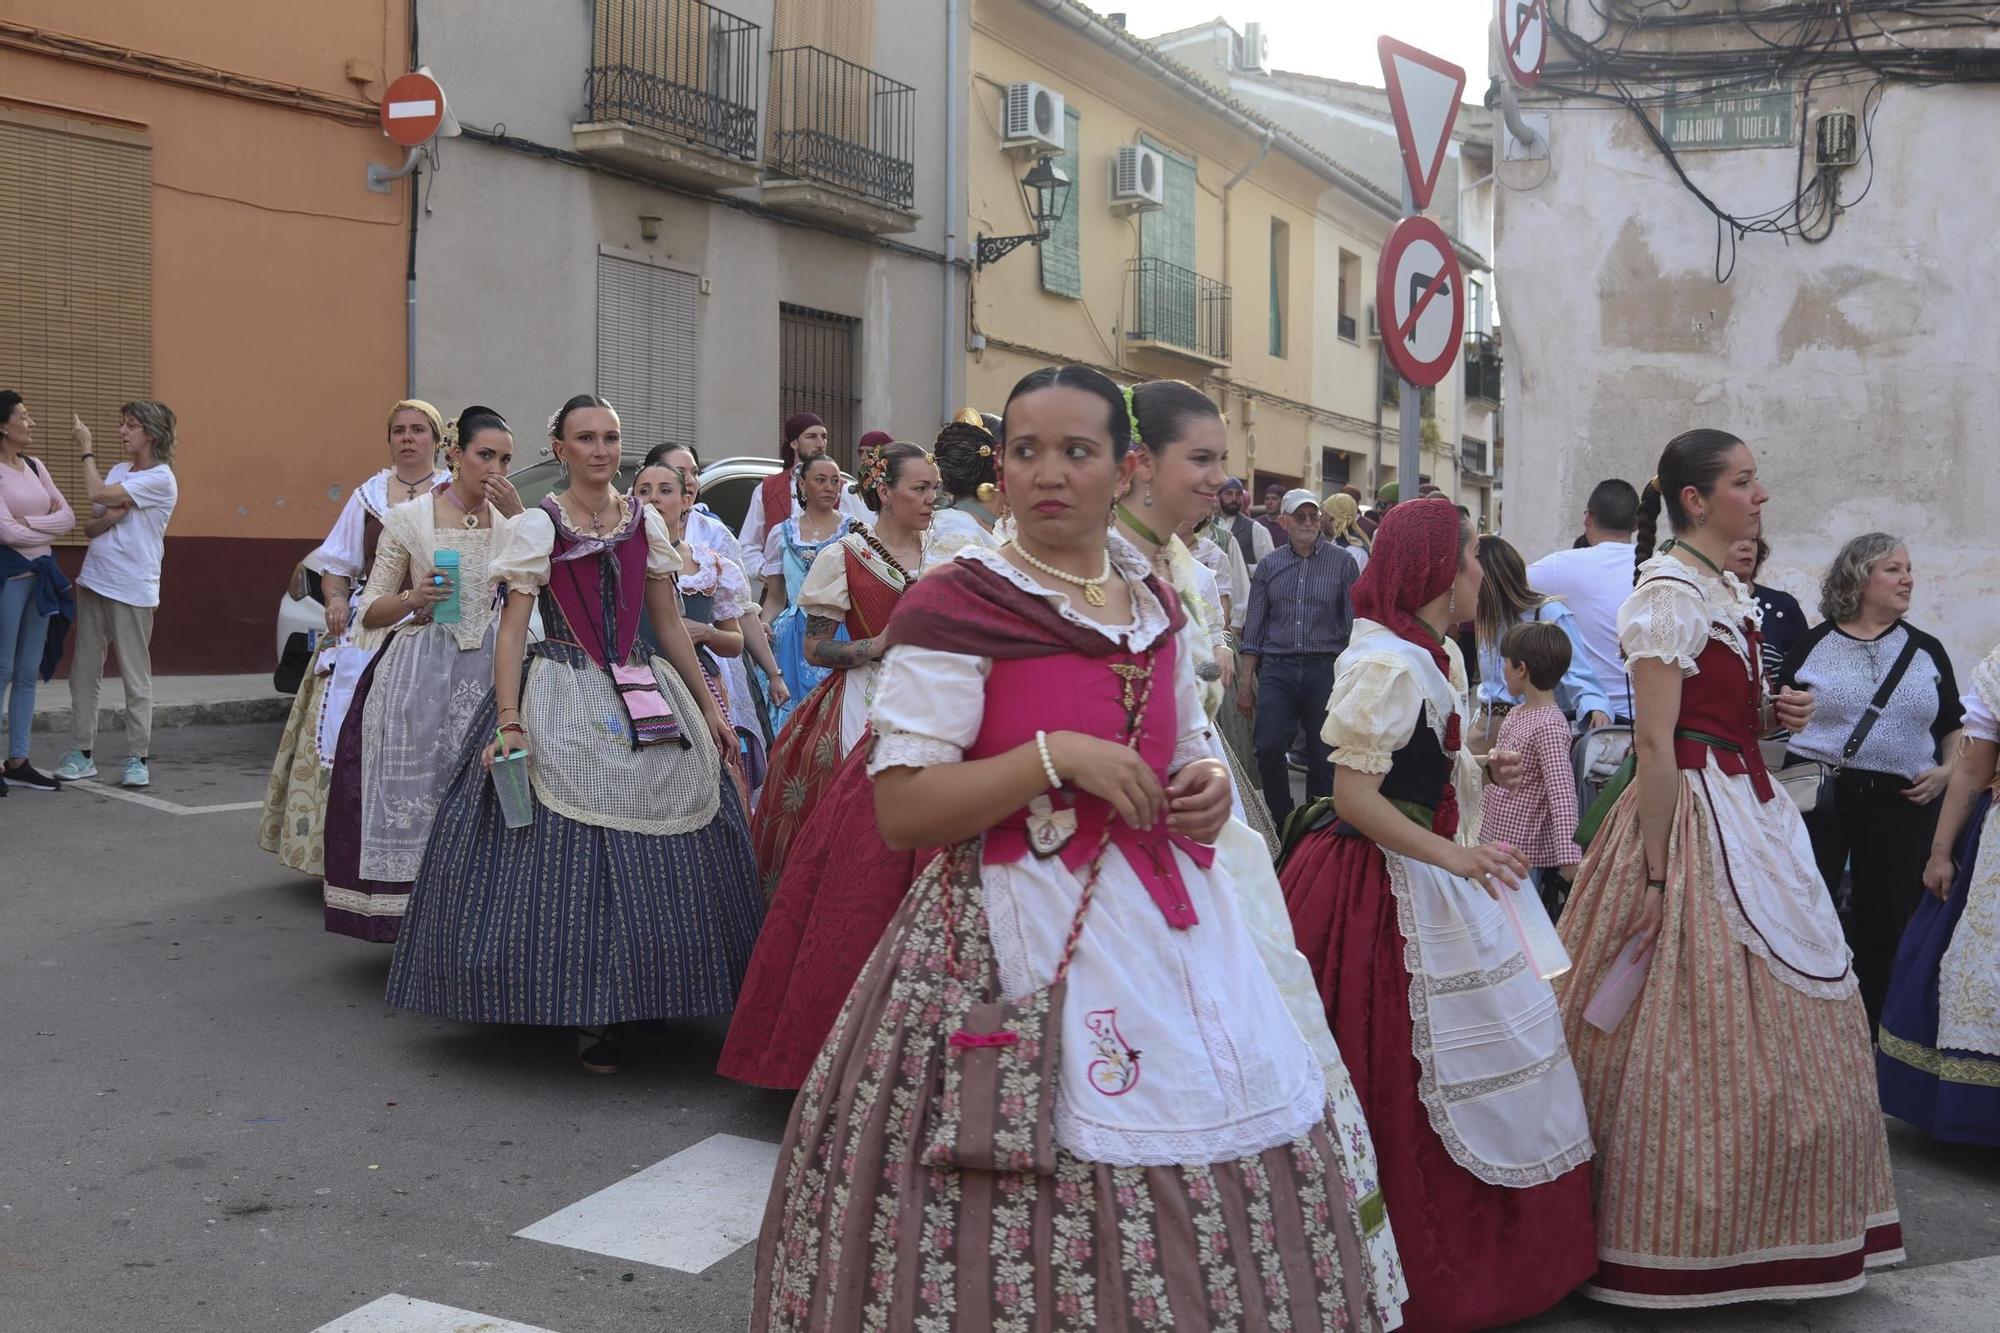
[1777,532,1963,1031]
[1729,537,1807,680]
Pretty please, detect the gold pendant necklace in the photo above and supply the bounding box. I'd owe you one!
[1007,538,1110,607]
[440,487,482,530]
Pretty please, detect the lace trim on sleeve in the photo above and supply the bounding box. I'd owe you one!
[1170,731,1215,774]
[1619,577,1706,675]
[486,508,556,592]
[867,732,965,775]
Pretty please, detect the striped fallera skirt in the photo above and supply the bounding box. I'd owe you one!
[1556,773,1903,1309]
[752,850,1396,1332]
[385,690,764,1026]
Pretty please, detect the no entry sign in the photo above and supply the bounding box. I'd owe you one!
[1377,216,1464,388]
[1500,0,1548,89]
[380,71,447,147]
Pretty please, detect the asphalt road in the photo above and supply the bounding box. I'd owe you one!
[5,721,2000,1332]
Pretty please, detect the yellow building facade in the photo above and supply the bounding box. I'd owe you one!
[964,1,1480,499]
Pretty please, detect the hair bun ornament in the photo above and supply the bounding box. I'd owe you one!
[442,417,460,449]
[1121,383,1142,445]
[953,406,986,428]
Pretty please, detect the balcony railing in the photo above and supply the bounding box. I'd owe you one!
[766,46,916,211]
[1128,258,1232,363]
[1464,331,1503,406]
[585,0,761,162]
[1338,312,1357,342]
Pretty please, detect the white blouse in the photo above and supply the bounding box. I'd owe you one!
[313,469,449,579]
[1969,647,2000,743]
[867,546,1325,1167]
[1618,552,1758,675]
[487,504,683,591]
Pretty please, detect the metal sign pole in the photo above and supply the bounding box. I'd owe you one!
[1397,173,1422,495]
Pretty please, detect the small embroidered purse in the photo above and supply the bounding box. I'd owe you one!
[609,661,684,748]
[918,650,1157,1177]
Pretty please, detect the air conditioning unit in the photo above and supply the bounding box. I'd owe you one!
[1002,81,1065,156]
[1110,144,1166,213]
[1240,22,1270,74]
[1365,303,1382,340]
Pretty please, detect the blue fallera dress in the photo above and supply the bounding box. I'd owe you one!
[763,515,849,733]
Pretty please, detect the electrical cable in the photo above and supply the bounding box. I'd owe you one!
[1524,0,2000,278]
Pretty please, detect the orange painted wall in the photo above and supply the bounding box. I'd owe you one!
[0,6,413,670]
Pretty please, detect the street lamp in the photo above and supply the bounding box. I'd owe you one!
[976,154,1072,268]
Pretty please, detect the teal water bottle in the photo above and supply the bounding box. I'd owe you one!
[432,549,461,624]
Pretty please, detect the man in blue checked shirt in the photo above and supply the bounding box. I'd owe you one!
[1236,489,1360,821]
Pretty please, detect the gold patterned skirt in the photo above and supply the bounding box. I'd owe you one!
[752,850,1394,1332]
[257,666,332,876]
[1556,774,1904,1308]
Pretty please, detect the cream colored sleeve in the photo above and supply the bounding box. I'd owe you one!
[487,508,556,591]
[1321,657,1425,774]
[797,539,853,619]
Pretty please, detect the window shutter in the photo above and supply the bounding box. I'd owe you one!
[1039,108,1082,300]
[1138,137,1197,348]
[0,109,152,543]
[596,253,701,455]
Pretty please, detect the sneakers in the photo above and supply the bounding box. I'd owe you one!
[121,757,150,788]
[53,750,97,781]
[1,761,60,793]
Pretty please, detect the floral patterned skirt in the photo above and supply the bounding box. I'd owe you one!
[258,664,332,876]
[752,849,1394,1332]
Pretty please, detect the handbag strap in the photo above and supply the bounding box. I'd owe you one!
[1838,629,1921,767]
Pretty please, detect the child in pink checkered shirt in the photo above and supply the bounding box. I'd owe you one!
[1480,621,1582,916]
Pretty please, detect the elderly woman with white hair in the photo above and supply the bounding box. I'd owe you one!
[1776,531,1965,1034]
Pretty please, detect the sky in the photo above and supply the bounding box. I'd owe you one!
[1112,0,1493,90]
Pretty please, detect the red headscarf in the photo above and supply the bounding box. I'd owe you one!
[780,412,824,467]
[1350,496,1464,677]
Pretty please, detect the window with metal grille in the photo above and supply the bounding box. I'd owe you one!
[596,252,701,456]
[778,303,859,470]
[0,108,152,545]
[1137,138,1201,350]
[1040,108,1082,299]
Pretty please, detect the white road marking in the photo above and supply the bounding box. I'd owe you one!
[312,1294,559,1333]
[515,1132,779,1275]
[387,99,438,119]
[70,779,263,816]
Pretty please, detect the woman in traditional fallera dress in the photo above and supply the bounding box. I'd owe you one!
[322,408,519,941]
[1879,643,2000,1141]
[925,411,1007,563]
[760,455,853,732]
[632,462,755,812]
[747,442,935,889]
[1556,429,1902,1308]
[753,366,1401,1333]
[720,442,939,1087]
[1278,496,1597,1333]
[385,396,762,1075]
[259,400,449,875]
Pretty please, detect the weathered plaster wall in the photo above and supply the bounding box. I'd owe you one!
[1497,85,2000,672]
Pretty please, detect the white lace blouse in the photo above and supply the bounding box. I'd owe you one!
[866,544,1325,1167]
[1618,553,1758,676]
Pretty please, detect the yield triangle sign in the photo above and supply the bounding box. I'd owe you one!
[1377,37,1466,212]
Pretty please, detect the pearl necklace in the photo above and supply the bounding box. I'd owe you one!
[1007,538,1111,607]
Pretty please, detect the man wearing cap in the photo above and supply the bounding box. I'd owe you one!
[736,412,875,565]
[1214,476,1273,569]
[1256,480,1290,551]
[1237,489,1361,822]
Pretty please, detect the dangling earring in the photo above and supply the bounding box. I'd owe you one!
[1696,510,1708,528]
[1447,588,1457,620]
[1142,483,1155,508]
